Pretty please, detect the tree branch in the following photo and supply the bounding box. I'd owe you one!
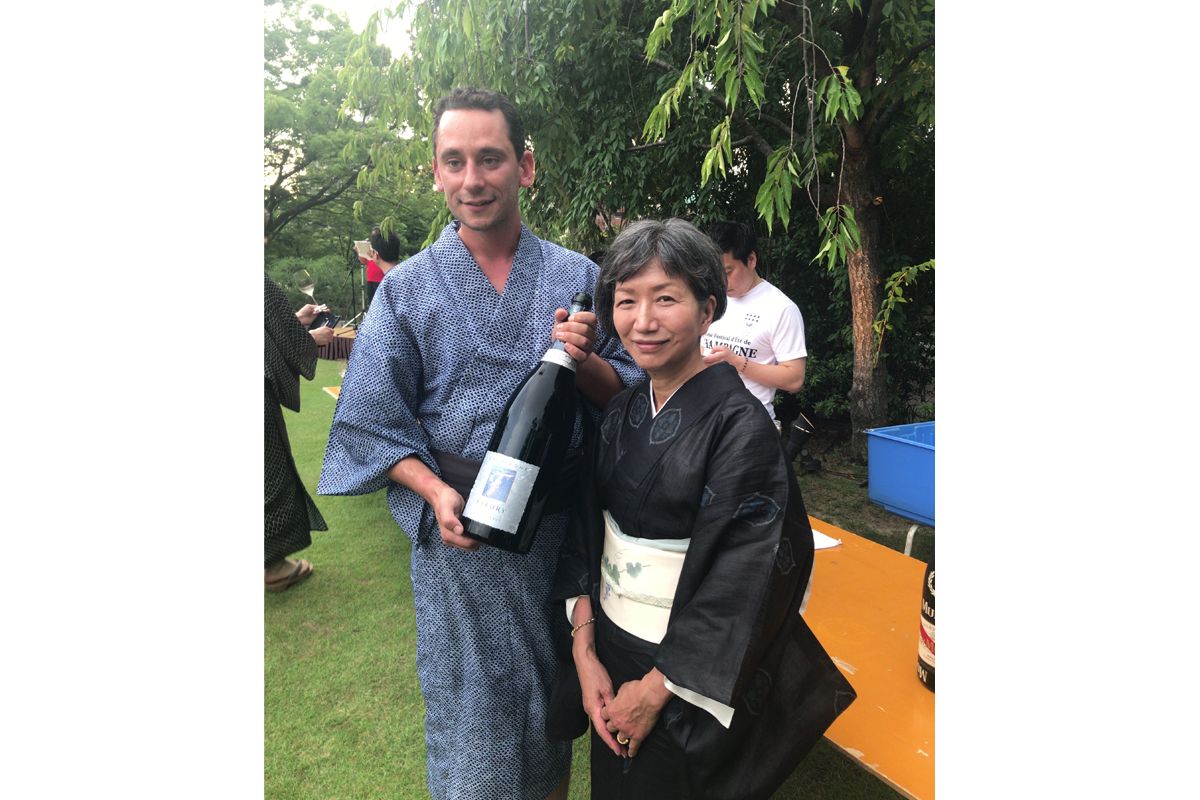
[643,56,786,157]
[865,97,904,150]
[857,0,886,91]
[859,36,931,140]
[888,38,935,83]
[625,140,668,153]
[268,168,362,238]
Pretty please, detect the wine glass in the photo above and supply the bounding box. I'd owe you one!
[292,269,317,305]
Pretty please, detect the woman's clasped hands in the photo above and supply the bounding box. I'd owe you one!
[600,667,672,759]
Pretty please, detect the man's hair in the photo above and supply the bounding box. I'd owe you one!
[432,87,527,160]
[369,226,402,264]
[707,220,759,267]
[595,218,727,334]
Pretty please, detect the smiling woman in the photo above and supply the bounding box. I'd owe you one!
[550,218,855,800]
[597,220,724,409]
[595,220,726,397]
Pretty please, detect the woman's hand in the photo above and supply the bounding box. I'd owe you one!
[574,644,623,757]
[604,667,673,758]
[569,598,622,756]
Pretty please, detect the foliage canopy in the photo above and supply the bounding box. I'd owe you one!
[333,0,934,440]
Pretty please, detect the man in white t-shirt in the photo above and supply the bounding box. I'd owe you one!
[701,221,807,424]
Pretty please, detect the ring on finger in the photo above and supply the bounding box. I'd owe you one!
[616,733,630,745]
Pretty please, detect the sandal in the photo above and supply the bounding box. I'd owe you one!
[265,558,313,593]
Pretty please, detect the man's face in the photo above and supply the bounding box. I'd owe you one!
[721,250,758,297]
[432,108,534,235]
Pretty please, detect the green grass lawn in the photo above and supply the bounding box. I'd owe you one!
[267,359,916,799]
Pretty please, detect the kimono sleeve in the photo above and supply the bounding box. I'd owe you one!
[317,275,435,498]
[653,402,800,707]
[264,275,318,410]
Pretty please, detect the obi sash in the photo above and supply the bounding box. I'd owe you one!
[598,510,689,644]
[597,510,735,728]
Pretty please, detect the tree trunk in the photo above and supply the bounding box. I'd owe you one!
[841,148,888,462]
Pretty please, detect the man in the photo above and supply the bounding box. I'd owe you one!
[318,88,640,800]
[701,221,807,426]
[363,225,401,311]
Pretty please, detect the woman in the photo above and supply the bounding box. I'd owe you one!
[265,273,334,591]
[550,219,855,798]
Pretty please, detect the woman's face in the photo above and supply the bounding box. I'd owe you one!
[612,260,715,379]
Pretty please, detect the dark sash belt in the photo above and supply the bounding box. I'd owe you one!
[431,450,483,501]
[432,449,582,516]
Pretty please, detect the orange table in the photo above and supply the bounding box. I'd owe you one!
[805,516,934,800]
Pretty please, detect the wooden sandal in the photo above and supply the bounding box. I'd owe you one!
[265,559,313,592]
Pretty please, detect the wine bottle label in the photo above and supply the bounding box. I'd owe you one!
[463,451,541,534]
[541,349,576,371]
[918,617,935,665]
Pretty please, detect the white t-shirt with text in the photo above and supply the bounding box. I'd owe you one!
[702,279,806,421]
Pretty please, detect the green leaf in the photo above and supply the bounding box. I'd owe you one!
[701,147,716,185]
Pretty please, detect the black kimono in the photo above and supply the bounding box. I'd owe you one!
[264,274,327,567]
[551,363,855,799]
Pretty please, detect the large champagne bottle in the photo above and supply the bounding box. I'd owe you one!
[461,292,591,553]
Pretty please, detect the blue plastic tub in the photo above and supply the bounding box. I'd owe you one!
[865,421,934,527]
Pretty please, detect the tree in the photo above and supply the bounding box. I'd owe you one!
[642,0,934,456]
[342,0,933,455]
[265,0,442,321]
[266,179,441,319]
[264,0,395,242]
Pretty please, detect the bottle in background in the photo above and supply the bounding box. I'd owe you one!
[462,292,592,553]
[917,556,935,691]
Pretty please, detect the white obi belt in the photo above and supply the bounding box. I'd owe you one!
[597,510,735,727]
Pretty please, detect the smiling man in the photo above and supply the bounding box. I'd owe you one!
[318,88,640,800]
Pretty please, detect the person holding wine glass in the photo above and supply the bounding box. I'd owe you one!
[318,88,641,800]
[548,218,854,799]
[265,273,335,592]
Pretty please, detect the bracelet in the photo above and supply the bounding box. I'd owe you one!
[571,617,596,638]
[740,356,749,373]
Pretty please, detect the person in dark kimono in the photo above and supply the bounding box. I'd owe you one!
[550,219,856,799]
[318,88,641,800]
[265,273,334,591]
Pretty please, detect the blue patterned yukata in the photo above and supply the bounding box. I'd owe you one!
[318,222,641,799]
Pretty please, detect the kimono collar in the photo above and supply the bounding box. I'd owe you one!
[601,363,746,486]
[428,221,546,345]
[432,221,540,289]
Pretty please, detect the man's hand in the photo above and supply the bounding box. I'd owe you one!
[701,344,743,370]
[387,456,479,551]
[428,482,478,551]
[552,307,597,364]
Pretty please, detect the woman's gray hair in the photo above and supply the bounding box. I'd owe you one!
[594,218,727,333]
